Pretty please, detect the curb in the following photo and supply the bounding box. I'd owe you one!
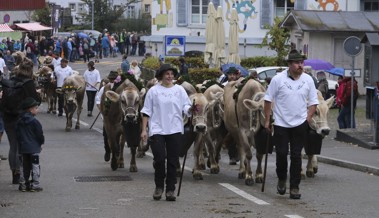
[317,155,379,176]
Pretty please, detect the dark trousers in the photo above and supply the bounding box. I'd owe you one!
[86,90,97,112]
[150,133,181,191]
[274,121,308,189]
[19,154,41,188]
[4,119,20,171]
[57,92,64,115]
[337,105,356,129]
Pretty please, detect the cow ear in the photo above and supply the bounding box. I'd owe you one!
[139,88,146,97]
[56,88,63,94]
[325,95,335,108]
[105,91,120,102]
[243,99,261,111]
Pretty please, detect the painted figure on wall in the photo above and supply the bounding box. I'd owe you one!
[225,0,258,33]
[153,0,173,30]
[310,0,341,11]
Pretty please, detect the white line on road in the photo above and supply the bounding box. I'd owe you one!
[219,183,270,205]
[285,215,304,218]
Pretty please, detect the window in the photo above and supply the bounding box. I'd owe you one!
[145,4,151,13]
[361,0,379,11]
[78,3,86,13]
[275,0,294,18]
[69,3,76,11]
[191,0,209,24]
[127,6,135,18]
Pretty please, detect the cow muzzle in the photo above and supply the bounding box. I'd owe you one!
[122,107,138,123]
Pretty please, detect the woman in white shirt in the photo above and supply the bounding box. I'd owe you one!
[83,61,101,116]
[130,59,141,80]
[141,64,192,202]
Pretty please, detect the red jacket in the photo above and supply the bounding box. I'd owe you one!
[336,80,345,107]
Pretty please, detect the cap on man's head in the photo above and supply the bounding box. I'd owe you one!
[20,97,40,110]
[226,67,239,75]
[286,49,307,62]
[107,71,119,80]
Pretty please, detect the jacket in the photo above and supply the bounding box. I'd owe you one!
[16,112,44,154]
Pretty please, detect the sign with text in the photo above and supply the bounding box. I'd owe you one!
[344,69,361,77]
[164,35,185,56]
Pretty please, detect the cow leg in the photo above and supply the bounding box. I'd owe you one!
[306,155,318,178]
[192,134,204,180]
[118,137,125,168]
[75,106,82,130]
[204,134,219,174]
[238,132,254,186]
[110,135,121,171]
[255,152,264,183]
[136,142,146,158]
[129,146,138,172]
[65,112,72,132]
[52,95,57,114]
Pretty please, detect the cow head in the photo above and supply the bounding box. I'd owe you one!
[189,93,210,133]
[242,92,267,132]
[308,91,335,137]
[106,87,146,123]
[56,86,82,113]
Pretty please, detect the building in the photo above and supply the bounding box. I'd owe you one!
[0,0,45,24]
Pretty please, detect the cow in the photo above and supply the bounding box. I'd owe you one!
[303,91,335,178]
[55,74,85,132]
[101,79,146,171]
[34,66,57,113]
[223,78,266,185]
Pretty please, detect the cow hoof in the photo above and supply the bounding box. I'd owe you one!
[47,111,51,114]
[301,173,306,180]
[313,167,318,174]
[75,126,80,130]
[111,159,118,171]
[136,152,145,158]
[210,167,219,174]
[199,163,206,170]
[129,165,138,172]
[245,178,254,186]
[53,111,57,114]
[118,163,125,168]
[238,172,245,179]
[65,128,71,132]
[255,176,263,184]
[193,172,203,180]
[306,171,315,178]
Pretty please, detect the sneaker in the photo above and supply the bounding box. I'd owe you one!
[19,184,27,192]
[153,187,163,200]
[30,187,43,192]
[277,179,286,195]
[58,113,63,117]
[289,188,301,199]
[165,191,176,201]
[12,172,20,185]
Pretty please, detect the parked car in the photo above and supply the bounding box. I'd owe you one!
[249,66,288,83]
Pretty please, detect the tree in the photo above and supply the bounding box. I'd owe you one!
[31,3,52,26]
[79,0,141,32]
[259,17,290,66]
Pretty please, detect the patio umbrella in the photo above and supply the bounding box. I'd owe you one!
[304,59,334,70]
[214,6,226,68]
[325,68,344,77]
[77,32,89,39]
[204,2,217,66]
[227,8,240,65]
[221,63,249,77]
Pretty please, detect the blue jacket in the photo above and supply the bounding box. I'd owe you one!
[16,112,44,154]
[101,36,110,48]
[121,59,130,73]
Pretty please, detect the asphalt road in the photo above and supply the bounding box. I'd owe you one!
[0,57,378,218]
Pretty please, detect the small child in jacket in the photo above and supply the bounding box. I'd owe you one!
[16,97,44,192]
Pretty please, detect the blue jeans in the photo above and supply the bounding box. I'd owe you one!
[102,47,109,57]
[337,105,356,129]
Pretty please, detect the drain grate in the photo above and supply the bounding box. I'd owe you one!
[74,175,132,182]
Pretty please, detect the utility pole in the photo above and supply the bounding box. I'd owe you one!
[91,0,94,30]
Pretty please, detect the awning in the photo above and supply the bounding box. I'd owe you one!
[15,23,52,31]
[0,24,14,32]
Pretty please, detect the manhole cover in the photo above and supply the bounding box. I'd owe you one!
[74,175,132,182]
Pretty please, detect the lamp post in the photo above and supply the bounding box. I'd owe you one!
[91,0,94,30]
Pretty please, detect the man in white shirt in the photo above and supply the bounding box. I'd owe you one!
[264,50,318,200]
[53,58,72,116]
[52,52,62,69]
[0,52,6,77]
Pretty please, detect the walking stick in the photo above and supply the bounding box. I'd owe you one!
[261,127,271,192]
[89,111,101,129]
[177,100,195,197]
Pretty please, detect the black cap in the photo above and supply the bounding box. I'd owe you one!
[107,71,119,80]
[155,64,178,79]
[20,97,40,110]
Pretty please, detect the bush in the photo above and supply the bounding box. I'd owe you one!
[189,68,222,84]
[241,56,286,69]
[165,57,209,69]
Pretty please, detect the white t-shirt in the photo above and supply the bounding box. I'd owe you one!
[264,70,319,128]
[54,65,73,87]
[130,65,141,80]
[83,69,101,91]
[52,57,62,69]
[141,83,192,137]
[0,58,6,74]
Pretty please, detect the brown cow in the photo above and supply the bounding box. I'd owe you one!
[101,79,146,171]
[34,66,57,113]
[56,74,85,131]
[223,78,266,185]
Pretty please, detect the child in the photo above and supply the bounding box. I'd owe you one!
[16,97,44,192]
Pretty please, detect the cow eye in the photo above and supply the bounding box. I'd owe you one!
[314,109,319,115]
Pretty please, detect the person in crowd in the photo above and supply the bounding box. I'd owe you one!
[25,39,36,66]
[130,60,141,80]
[16,97,44,192]
[316,71,329,99]
[2,57,40,185]
[178,57,189,79]
[52,52,62,69]
[0,39,8,53]
[264,50,318,200]
[83,61,101,117]
[93,39,101,63]
[101,33,110,58]
[121,54,130,74]
[335,76,344,111]
[118,29,126,55]
[4,50,15,79]
[82,38,91,63]
[221,67,241,86]
[304,66,318,88]
[125,32,131,55]
[67,38,73,62]
[96,71,118,162]
[13,40,21,52]
[337,76,358,129]
[110,36,118,57]
[130,32,138,56]
[140,64,193,201]
[53,59,73,116]
[0,52,6,78]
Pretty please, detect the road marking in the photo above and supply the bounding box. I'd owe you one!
[285,215,304,218]
[72,117,89,126]
[219,183,270,205]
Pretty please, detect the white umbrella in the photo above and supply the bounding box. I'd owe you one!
[214,6,226,68]
[204,2,217,66]
[227,8,241,65]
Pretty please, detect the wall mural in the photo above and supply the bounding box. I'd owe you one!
[225,0,258,33]
[153,0,173,31]
[309,0,341,11]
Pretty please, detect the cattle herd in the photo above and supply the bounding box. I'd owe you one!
[31,55,335,187]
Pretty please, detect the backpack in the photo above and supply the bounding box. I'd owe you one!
[0,78,33,115]
[83,42,89,50]
[341,79,358,106]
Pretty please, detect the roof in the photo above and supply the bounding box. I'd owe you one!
[14,23,52,31]
[280,10,379,32]
[0,24,14,32]
[361,33,379,45]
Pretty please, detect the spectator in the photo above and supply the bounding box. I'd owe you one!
[83,61,101,117]
[316,71,329,99]
[53,59,73,116]
[121,54,130,74]
[4,50,15,79]
[130,60,141,80]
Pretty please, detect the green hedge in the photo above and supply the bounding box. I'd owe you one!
[241,56,287,69]
[188,68,221,84]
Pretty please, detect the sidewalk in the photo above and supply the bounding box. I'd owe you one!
[318,96,379,176]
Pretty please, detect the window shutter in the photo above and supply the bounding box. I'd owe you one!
[212,0,221,8]
[260,0,273,28]
[294,0,307,10]
[177,0,188,27]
